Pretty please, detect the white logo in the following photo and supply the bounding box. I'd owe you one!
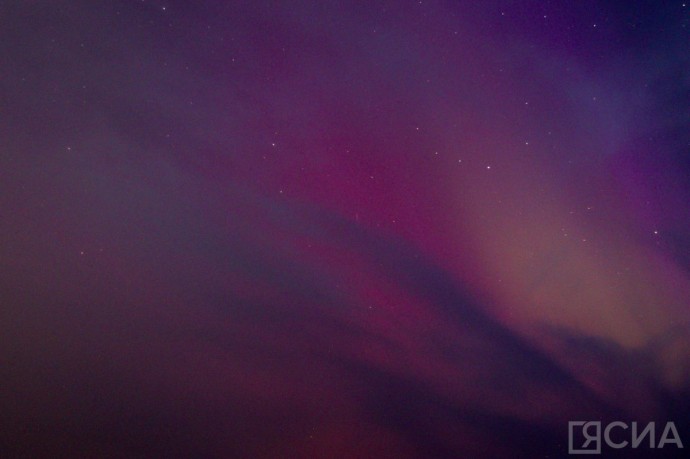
[568,421,684,455]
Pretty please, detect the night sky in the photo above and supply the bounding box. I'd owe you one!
[2,1,690,458]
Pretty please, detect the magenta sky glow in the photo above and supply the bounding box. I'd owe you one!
[2,1,690,457]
